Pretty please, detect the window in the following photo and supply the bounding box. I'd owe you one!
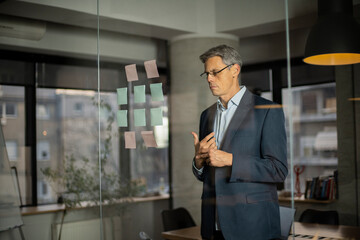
[0,83,27,204]
[0,54,170,206]
[5,103,17,117]
[0,102,18,118]
[128,94,169,194]
[36,104,50,120]
[73,102,83,114]
[37,180,52,201]
[5,140,18,161]
[37,141,50,161]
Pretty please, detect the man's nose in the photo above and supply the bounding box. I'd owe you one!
[207,74,214,82]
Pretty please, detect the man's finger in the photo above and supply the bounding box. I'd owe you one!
[208,140,217,149]
[191,132,199,145]
[203,132,215,142]
[202,136,216,149]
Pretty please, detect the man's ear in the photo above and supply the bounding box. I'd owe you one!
[233,64,241,77]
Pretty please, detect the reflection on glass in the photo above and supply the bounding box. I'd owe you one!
[129,94,169,195]
[282,83,337,197]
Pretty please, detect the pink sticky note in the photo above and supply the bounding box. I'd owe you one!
[125,131,136,149]
[141,131,158,148]
[125,64,139,82]
[144,60,159,79]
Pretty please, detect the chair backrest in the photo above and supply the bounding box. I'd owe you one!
[161,207,196,231]
[299,209,339,225]
[139,231,152,240]
[279,206,296,240]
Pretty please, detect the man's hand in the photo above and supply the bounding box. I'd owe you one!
[191,132,217,169]
[207,148,233,167]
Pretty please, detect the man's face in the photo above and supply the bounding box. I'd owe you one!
[204,56,239,100]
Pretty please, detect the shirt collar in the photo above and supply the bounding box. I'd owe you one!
[217,86,246,111]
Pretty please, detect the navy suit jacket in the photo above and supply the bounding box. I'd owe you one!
[193,89,288,240]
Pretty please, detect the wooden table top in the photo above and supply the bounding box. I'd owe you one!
[292,222,360,239]
[162,226,201,240]
[162,222,360,240]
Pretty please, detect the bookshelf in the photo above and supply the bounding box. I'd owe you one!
[282,83,338,195]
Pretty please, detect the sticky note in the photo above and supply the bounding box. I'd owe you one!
[144,60,159,79]
[141,131,158,148]
[125,131,136,149]
[117,87,127,105]
[117,110,127,127]
[150,83,164,102]
[151,107,163,126]
[134,85,146,103]
[125,64,138,82]
[134,108,146,126]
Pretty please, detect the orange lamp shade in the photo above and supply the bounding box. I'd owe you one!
[303,53,360,66]
[303,0,360,66]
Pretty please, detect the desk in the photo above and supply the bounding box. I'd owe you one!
[292,222,360,239]
[161,226,304,240]
[162,223,360,240]
[162,226,201,240]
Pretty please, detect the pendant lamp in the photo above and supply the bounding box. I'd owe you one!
[303,0,360,65]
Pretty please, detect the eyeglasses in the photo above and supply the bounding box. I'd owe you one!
[200,64,233,78]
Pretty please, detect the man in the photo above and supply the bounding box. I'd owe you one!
[191,45,288,240]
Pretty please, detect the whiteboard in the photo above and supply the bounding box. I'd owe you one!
[0,125,23,231]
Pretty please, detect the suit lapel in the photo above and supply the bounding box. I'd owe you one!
[205,103,217,136]
[220,89,254,149]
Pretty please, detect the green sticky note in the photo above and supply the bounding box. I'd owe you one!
[117,110,127,127]
[134,85,146,103]
[117,87,127,105]
[151,107,163,126]
[134,108,146,126]
[150,83,164,102]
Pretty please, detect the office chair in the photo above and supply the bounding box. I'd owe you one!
[161,207,196,231]
[299,209,339,225]
[279,206,296,240]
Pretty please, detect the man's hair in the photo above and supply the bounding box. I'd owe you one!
[199,44,243,67]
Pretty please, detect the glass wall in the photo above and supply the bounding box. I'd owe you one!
[0,0,360,240]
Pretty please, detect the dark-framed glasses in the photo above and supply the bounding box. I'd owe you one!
[200,64,233,78]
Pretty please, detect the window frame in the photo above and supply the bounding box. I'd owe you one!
[0,49,170,206]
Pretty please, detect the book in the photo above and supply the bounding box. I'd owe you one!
[310,177,319,199]
[304,179,312,199]
[320,179,328,199]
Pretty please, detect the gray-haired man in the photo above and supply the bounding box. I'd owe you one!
[192,45,288,240]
